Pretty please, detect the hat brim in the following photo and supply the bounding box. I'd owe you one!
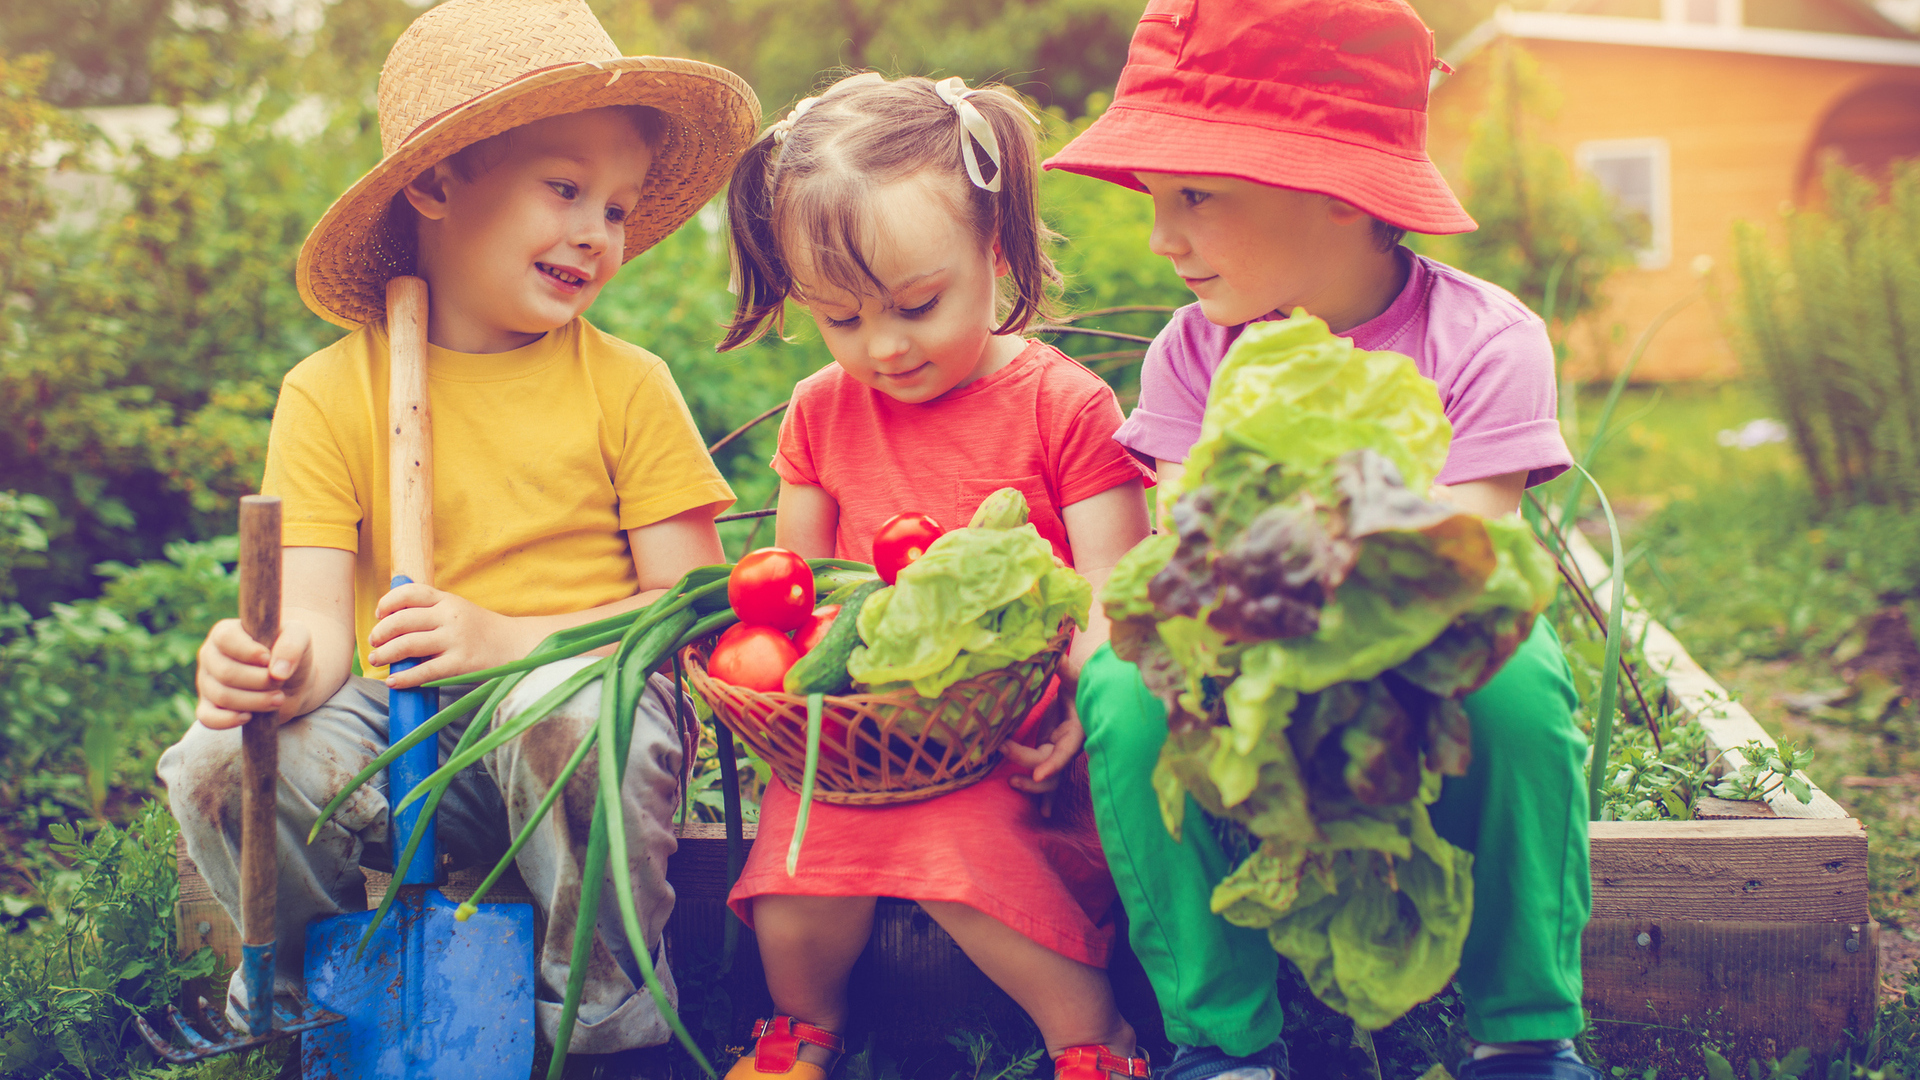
[1043,102,1476,236]
[298,57,759,328]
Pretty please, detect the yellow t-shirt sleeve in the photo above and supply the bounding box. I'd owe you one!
[615,360,735,531]
[260,378,364,553]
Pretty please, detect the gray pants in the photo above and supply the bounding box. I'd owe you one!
[156,657,688,1053]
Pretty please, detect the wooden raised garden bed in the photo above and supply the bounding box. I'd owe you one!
[170,532,1877,1064]
[1561,530,1876,1064]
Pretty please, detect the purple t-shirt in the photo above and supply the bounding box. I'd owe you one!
[1114,250,1573,488]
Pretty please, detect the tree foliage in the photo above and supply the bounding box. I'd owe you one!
[1418,40,1631,327]
[635,0,1143,117]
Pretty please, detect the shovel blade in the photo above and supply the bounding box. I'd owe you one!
[301,888,535,1079]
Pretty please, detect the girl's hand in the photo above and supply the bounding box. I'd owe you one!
[368,583,522,687]
[1005,707,1087,814]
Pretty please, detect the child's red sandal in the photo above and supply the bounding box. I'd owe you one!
[1053,1044,1151,1080]
[724,1016,845,1080]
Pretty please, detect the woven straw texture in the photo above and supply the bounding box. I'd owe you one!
[296,0,759,328]
[682,622,1074,806]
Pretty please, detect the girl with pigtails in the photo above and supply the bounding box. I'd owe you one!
[716,73,1155,1080]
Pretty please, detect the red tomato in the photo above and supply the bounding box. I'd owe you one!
[791,604,840,655]
[708,624,800,693]
[872,512,945,585]
[728,548,815,631]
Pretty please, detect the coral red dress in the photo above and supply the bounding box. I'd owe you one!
[724,342,1151,966]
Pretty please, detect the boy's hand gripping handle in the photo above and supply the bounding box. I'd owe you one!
[236,494,282,1034]
[386,274,441,886]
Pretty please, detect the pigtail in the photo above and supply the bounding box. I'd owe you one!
[719,129,791,351]
[953,85,1061,336]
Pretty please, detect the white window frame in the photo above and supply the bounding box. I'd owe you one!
[1663,0,1743,28]
[1576,137,1673,271]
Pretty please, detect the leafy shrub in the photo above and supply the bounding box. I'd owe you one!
[0,492,52,604]
[0,801,218,1079]
[0,48,364,612]
[0,536,235,822]
[1734,161,1920,509]
[1419,41,1631,327]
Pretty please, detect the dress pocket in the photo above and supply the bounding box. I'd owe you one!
[956,476,1072,565]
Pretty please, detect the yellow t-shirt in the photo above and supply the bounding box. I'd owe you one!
[261,317,734,676]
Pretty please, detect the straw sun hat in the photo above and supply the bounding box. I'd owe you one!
[296,0,760,328]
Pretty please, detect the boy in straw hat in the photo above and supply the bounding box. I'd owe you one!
[1048,2,1599,1079]
[158,0,758,1053]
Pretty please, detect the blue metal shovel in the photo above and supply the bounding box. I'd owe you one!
[299,276,537,1079]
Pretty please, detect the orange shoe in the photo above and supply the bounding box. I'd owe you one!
[724,1016,845,1080]
[1054,1044,1152,1080]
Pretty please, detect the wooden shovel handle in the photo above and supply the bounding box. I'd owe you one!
[387,276,433,588]
[237,495,282,948]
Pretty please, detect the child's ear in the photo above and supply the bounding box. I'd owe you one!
[991,237,1011,278]
[401,162,456,222]
[1325,197,1370,227]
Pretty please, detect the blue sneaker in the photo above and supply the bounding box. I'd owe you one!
[1158,1043,1290,1080]
[1455,1042,1601,1079]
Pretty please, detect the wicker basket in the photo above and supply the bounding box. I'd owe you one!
[680,621,1073,806]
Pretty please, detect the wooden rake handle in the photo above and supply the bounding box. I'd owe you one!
[237,495,282,950]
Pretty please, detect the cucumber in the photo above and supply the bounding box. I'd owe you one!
[784,579,883,695]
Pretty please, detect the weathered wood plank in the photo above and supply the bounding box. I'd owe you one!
[668,821,743,898]
[1582,918,1879,1059]
[1691,796,1777,820]
[1589,820,1868,921]
[1563,530,1849,819]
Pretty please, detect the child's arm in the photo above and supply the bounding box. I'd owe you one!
[1006,479,1151,797]
[370,502,726,689]
[772,480,838,560]
[195,546,357,729]
[1429,470,1527,518]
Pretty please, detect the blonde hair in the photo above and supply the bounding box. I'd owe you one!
[720,74,1059,351]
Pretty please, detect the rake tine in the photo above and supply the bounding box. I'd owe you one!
[200,999,240,1040]
[135,1011,199,1063]
[138,990,342,1064]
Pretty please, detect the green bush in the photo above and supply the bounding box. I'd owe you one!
[0,536,235,823]
[1418,40,1631,327]
[1734,161,1920,509]
[0,50,364,612]
[0,802,219,1079]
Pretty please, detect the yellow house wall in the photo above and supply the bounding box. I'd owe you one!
[1428,39,1917,381]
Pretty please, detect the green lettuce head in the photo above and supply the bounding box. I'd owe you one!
[848,491,1090,699]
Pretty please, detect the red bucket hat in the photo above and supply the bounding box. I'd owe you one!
[1044,0,1475,235]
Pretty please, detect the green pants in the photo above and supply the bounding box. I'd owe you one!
[1079,618,1588,1050]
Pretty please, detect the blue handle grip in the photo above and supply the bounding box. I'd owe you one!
[388,575,439,886]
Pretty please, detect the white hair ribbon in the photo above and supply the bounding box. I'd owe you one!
[770,72,888,146]
[769,96,816,146]
[933,76,1037,194]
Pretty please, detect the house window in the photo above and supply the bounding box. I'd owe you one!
[1663,0,1742,25]
[1576,139,1672,270]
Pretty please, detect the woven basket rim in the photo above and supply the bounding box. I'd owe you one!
[684,617,1075,706]
[682,618,1075,804]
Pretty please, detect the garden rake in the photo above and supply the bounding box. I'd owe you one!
[297,275,538,1078]
[135,494,347,1063]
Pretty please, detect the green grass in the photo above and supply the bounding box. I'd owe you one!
[1562,380,1920,1079]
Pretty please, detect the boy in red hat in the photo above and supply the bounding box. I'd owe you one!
[1047,2,1598,1079]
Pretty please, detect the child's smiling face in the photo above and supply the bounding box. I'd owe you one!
[404,108,653,353]
[1135,172,1387,331]
[790,172,1025,405]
